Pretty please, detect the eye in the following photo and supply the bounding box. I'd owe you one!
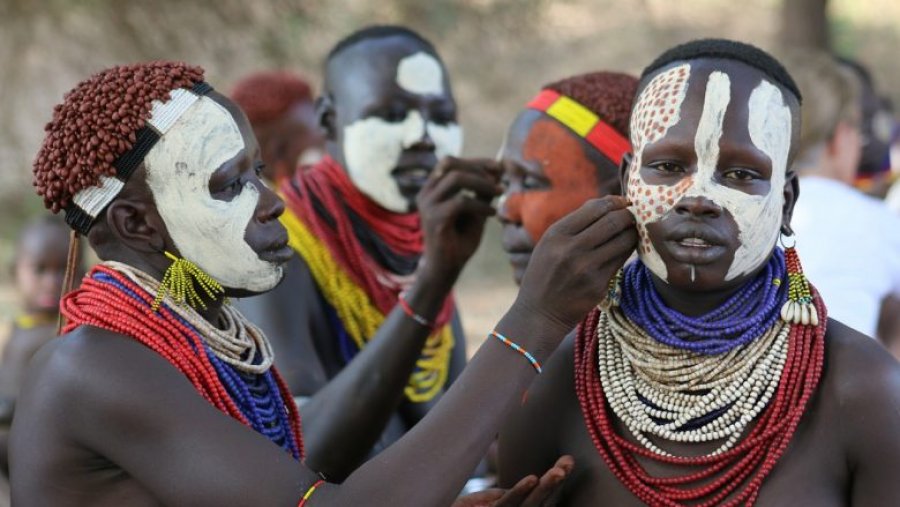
[430,105,456,125]
[384,104,409,122]
[226,178,243,194]
[254,161,266,177]
[523,174,545,190]
[649,161,685,174]
[723,168,761,181]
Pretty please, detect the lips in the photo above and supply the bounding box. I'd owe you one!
[257,235,294,264]
[392,165,432,190]
[662,224,728,265]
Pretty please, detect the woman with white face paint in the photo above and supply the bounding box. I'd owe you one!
[14,59,637,507]
[235,25,507,483]
[499,39,900,507]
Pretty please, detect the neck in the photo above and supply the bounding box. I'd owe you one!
[106,253,227,327]
[649,274,750,317]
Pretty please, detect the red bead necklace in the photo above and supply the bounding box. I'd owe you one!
[61,265,304,459]
[574,292,826,505]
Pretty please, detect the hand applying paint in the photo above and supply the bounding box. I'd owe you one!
[416,156,503,289]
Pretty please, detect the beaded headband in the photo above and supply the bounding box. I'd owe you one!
[526,89,631,166]
[65,81,214,234]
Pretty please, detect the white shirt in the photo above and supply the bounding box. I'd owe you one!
[791,176,900,337]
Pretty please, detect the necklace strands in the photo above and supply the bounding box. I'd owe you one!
[575,254,826,505]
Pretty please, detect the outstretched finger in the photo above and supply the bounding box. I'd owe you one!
[520,455,574,507]
[550,196,630,237]
[488,475,539,507]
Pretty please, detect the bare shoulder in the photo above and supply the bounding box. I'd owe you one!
[822,318,900,406]
[15,325,180,436]
[820,318,900,460]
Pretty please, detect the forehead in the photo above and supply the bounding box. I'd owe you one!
[330,36,449,101]
[636,60,786,153]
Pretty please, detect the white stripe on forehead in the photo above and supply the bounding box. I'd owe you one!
[396,52,444,96]
[683,73,789,280]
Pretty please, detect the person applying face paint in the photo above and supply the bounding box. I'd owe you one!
[230,71,326,183]
[499,39,900,506]
[498,71,637,285]
[783,50,900,356]
[12,60,638,507]
[227,26,491,481]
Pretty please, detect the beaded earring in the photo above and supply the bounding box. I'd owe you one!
[779,234,818,326]
[153,251,224,311]
[599,269,624,310]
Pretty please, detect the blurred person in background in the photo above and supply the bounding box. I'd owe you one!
[498,71,637,285]
[0,216,80,477]
[784,49,900,353]
[230,70,325,183]
[837,57,896,198]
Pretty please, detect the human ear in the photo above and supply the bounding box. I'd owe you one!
[780,171,799,235]
[104,199,167,254]
[315,94,337,141]
[619,152,634,195]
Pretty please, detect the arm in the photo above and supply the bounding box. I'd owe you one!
[498,336,575,489]
[18,196,634,507]
[301,158,501,481]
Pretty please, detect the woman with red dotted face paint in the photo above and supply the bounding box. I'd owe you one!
[498,72,638,285]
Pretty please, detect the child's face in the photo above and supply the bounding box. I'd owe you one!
[15,226,70,314]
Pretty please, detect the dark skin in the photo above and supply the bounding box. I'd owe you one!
[8,91,637,506]
[499,60,900,505]
[0,220,74,475]
[10,91,644,506]
[499,110,622,285]
[236,34,482,481]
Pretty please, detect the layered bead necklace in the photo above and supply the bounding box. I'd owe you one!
[575,250,826,505]
[61,262,304,460]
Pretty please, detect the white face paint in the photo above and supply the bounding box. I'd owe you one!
[342,51,463,213]
[144,96,283,292]
[396,52,445,95]
[628,66,792,283]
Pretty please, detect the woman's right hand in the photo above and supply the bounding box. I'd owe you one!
[509,196,637,340]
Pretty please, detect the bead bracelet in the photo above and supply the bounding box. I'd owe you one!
[297,479,325,507]
[398,292,436,330]
[491,330,542,373]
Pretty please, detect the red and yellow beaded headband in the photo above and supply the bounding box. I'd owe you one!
[526,89,631,166]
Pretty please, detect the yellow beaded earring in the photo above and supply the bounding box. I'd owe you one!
[153,251,224,311]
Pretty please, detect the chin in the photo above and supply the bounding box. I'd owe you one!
[223,266,285,298]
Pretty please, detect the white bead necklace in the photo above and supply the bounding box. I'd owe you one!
[597,307,789,456]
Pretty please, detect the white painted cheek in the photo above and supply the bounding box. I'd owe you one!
[396,52,445,96]
[343,116,409,212]
[428,122,463,159]
[726,80,791,280]
[627,63,693,281]
[145,97,282,292]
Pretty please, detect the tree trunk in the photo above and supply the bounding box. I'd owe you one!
[780,0,830,50]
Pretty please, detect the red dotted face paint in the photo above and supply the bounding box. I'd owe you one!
[626,64,692,279]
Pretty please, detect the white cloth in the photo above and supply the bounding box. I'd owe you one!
[886,178,900,215]
[791,176,900,337]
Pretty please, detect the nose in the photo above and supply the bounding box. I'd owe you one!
[255,181,286,223]
[410,126,436,152]
[497,192,523,225]
[674,195,722,218]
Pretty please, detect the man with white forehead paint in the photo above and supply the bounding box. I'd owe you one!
[12,60,608,506]
[499,39,900,506]
[234,25,498,481]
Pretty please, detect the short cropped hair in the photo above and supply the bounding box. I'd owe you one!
[641,39,802,104]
